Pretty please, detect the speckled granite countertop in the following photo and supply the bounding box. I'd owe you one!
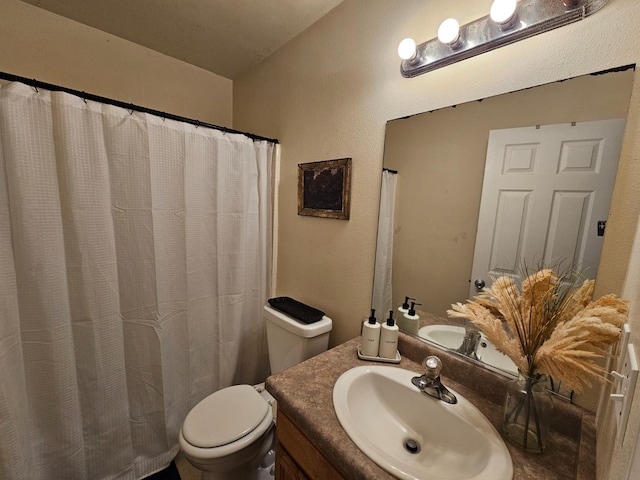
[266,332,596,480]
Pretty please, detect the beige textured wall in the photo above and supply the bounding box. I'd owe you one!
[0,0,232,127]
[234,0,640,350]
[385,70,634,320]
[233,0,640,478]
[598,70,640,480]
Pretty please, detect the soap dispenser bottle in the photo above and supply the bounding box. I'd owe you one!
[398,296,414,315]
[361,309,381,357]
[403,302,421,335]
[397,296,414,331]
[379,311,399,359]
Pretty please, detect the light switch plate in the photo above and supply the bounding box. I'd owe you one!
[618,324,632,371]
[614,343,638,444]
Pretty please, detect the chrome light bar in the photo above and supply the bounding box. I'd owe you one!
[400,0,609,78]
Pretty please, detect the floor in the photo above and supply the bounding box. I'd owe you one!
[143,456,197,480]
[173,450,276,480]
[175,453,201,480]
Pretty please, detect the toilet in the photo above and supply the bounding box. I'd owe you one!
[179,304,332,480]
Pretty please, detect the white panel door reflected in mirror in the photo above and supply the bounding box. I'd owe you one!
[470,119,625,299]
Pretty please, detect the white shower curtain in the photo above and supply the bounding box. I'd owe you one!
[0,82,275,480]
[371,170,397,317]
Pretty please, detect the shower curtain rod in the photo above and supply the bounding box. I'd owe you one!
[0,71,279,145]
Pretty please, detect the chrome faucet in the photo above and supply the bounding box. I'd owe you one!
[411,356,457,404]
[456,327,481,360]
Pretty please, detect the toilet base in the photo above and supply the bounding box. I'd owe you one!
[198,436,274,480]
[257,446,275,480]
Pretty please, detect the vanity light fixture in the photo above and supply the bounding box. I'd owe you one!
[437,18,462,48]
[399,0,609,78]
[490,0,519,30]
[397,38,418,62]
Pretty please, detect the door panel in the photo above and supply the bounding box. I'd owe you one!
[489,190,531,276]
[545,191,592,267]
[469,119,625,299]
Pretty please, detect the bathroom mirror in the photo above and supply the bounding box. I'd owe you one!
[375,66,635,377]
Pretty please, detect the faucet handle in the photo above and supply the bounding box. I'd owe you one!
[465,326,480,336]
[423,356,442,379]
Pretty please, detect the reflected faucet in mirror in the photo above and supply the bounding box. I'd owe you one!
[456,327,481,360]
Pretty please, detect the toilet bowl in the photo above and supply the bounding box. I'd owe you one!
[179,303,332,480]
[179,385,275,480]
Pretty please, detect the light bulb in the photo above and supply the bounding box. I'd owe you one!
[397,38,417,60]
[437,18,460,45]
[490,0,518,26]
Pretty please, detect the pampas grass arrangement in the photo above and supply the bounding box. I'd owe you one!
[448,266,628,452]
[447,267,628,392]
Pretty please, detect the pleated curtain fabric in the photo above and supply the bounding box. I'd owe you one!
[0,82,274,479]
[371,170,398,317]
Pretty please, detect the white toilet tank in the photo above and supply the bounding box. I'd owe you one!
[264,304,332,374]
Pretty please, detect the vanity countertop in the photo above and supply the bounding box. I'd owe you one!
[266,332,596,480]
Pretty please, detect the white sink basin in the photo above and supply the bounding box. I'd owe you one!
[418,325,518,375]
[418,324,466,350]
[476,337,518,375]
[333,365,513,480]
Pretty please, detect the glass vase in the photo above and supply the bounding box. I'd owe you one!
[502,371,554,453]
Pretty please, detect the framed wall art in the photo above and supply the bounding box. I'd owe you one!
[297,158,352,220]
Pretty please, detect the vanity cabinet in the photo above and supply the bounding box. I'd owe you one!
[267,335,595,480]
[274,446,308,480]
[274,408,345,480]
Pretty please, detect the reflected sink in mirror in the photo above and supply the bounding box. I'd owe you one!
[333,365,513,480]
[418,324,466,350]
[418,325,518,375]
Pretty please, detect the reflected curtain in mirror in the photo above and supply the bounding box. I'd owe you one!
[372,169,398,317]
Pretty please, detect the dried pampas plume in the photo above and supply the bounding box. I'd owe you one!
[448,268,628,392]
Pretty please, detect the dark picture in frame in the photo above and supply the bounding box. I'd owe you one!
[298,158,352,220]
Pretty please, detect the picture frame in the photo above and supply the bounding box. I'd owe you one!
[298,158,352,220]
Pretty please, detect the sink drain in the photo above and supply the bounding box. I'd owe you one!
[404,438,420,454]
